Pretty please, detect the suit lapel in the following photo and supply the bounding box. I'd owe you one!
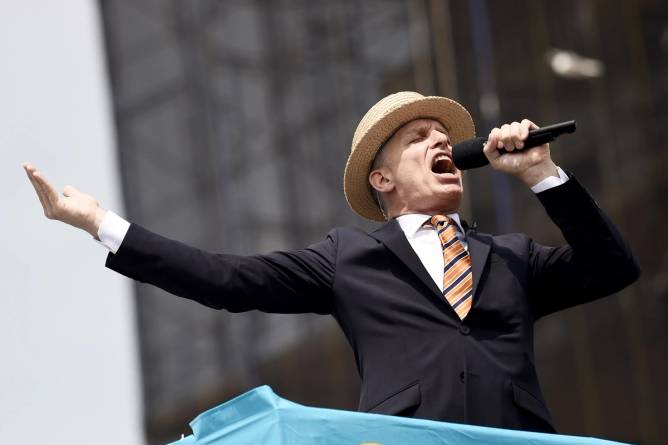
[370,219,493,313]
[465,230,492,300]
[369,219,443,301]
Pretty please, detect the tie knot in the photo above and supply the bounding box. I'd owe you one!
[429,214,453,229]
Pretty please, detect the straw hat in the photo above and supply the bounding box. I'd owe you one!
[343,91,475,221]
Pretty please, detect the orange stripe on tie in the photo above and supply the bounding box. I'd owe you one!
[430,215,473,320]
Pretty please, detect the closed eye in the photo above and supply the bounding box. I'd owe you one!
[435,129,450,143]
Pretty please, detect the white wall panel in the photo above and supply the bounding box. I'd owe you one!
[0,1,142,443]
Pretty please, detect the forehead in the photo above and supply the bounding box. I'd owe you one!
[396,118,448,135]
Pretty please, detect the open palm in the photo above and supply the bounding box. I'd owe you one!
[23,163,106,238]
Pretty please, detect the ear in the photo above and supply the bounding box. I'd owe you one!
[369,167,394,194]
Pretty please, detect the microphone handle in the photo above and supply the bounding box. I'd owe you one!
[451,120,577,170]
[498,120,576,153]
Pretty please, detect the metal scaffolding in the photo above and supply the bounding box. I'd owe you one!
[99,0,458,442]
[99,0,668,443]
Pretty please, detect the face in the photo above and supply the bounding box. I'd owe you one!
[370,118,463,216]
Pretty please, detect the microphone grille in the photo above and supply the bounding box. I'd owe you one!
[452,137,488,170]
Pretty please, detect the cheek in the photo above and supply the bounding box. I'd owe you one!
[393,162,413,185]
[395,161,437,191]
[396,156,426,181]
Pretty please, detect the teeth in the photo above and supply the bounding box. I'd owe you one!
[431,153,454,174]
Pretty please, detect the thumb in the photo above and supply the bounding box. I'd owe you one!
[62,185,80,197]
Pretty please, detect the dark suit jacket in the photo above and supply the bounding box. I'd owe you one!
[105,174,639,433]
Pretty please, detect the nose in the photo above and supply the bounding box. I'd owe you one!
[429,131,450,150]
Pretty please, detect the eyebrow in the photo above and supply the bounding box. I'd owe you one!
[404,123,449,138]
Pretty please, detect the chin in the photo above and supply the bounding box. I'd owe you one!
[411,192,461,216]
[434,189,463,213]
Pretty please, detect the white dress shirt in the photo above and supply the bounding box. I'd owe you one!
[97,167,569,291]
[396,213,466,292]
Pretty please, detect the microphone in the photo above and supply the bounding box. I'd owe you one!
[452,120,577,170]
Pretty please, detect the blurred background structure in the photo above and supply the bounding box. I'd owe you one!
[3,0,666,444]
[99,0,667,442]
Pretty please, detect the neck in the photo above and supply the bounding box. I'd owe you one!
[387,204,460,219]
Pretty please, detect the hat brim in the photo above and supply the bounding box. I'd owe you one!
[344,96,475,221]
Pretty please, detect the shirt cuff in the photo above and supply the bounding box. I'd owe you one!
[530,166,569,194]
[96,210,130,254]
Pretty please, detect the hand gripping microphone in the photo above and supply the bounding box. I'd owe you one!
[452,120,577,170]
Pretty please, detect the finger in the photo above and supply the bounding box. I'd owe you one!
[510,121,523,149]
[63,185,80,197]
[24,165,50,207]
[523,118,538,130]
[500,124,514,151]
[23,162,36,176]
[496,126,505,149]
[24,165,50,213]
[32,171,60,210]
[520,119,534,140]
[31,171,57,216]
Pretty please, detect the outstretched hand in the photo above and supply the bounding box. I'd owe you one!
[483,119,559,187]
[23,163,107,239]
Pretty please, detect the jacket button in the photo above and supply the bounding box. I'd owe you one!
[459,324,470,335]
[459,371,466,382]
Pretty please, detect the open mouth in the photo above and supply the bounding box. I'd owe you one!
[431,153,455,175]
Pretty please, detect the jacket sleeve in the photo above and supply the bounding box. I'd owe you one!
[528,173,640,319]
[105,224,337,315]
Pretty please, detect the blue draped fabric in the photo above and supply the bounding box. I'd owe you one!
[168,386,627,445]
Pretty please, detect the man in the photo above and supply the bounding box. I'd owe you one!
[24,91,639,433]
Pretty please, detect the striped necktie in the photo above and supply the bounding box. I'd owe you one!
[430,215,473,320]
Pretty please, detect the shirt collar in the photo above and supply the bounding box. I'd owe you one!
[396,213,465,238]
